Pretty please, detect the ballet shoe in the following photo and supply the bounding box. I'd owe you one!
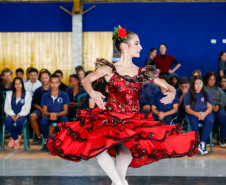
[112,179,129,185]
[123,180,129,185]
[8,138,15,148]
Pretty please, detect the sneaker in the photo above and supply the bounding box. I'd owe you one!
[198,142,208,155]
[41,144,48,152]
[32,137,42,145]
[8,138,15,148]
[220,139,226,148]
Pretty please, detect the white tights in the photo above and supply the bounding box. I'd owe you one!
[96,144,132,185]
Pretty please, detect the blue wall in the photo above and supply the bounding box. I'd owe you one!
[0,3,73,32]
[0,2,225,77]
[83,2,226,78]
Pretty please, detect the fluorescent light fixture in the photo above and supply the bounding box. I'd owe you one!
[222,39,226,44]
[211,39,217,44]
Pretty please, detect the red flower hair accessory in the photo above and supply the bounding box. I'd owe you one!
[113,25,128,41]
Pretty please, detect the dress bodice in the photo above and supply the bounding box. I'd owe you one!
[95,58,160,114]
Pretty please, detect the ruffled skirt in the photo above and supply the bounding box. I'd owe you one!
[47,108,199,168]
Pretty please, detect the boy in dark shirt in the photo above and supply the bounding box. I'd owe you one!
[151,75,179,125]
[30,70,51,144]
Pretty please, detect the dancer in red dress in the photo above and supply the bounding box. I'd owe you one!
[47,26,199,185]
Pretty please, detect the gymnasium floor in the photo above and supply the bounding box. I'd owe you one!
[0,140,226,185]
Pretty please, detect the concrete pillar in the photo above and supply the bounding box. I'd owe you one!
[72,14,82,73]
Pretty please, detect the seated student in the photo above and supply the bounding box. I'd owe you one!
[23,67,32,83]
[184,75,214,155]
[169,73,179,89]
[75,65,84,74]
[40,74,69,151]
[220,75,226,94]
[24,68,42,96]
[139,83,159,114]
[16,68,24,79]
[4,77,32,150]
[89,80,108,108]
[176,77,190,121]
[151,75,179,125]
[30,70,51,144]
[204,72,226,147]
[78,69,86,87]
[0,68,13,91]
[66,74,86,118]
[191,69,202,79]
[54,70,68,91]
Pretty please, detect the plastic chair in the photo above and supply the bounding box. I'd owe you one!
[1,117,30,151]
[186,117,213,152]
[77,93,88,109]
[42,122,58,148]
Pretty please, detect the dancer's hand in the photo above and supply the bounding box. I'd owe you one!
[160,92,175,105]
[158,111,165,120]
[90,90,106,110]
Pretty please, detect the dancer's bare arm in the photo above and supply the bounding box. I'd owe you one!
[153,78,176,104]
[81,66,112,110]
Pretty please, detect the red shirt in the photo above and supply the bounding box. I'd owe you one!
[154,54,178,73]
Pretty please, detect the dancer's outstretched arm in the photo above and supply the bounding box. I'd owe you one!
[81,66,112,110]
[153,78,176,105]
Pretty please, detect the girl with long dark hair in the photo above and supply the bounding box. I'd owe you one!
[4,77,32,150]
[184,75,214,155]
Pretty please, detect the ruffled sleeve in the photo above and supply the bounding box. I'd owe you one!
[138,65,160,84]
[95,58,115,71]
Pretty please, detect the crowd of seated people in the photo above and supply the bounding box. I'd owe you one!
[0,49,226,156]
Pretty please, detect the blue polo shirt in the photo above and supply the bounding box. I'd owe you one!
[32,86,50,106]
[151,91,179,112]
[184,91,213,112]
[41,90,70,113]
[66,87,86,103]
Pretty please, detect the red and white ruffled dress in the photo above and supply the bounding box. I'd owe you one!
[47,58,199,168]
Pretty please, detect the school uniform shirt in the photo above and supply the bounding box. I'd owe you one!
[66,87,86,103]
[4,91,32,116]
[32,86,50,106]
[41,90,70,113]
[24,80,42,96]
[183,91,213,112]
[151,91,180,112]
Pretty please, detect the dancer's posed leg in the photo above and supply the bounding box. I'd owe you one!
[115,144,133,185]
[96,150,124,185]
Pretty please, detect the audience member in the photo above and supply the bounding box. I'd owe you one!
[204,72,226,147]
[75,65,84,74]
[85,70,93,76]
[54,70,68,91]
[24,67,33,83]
[40,74,69,151]
[153,43,181,75]
[176,77,190,120]
[218,51,226,77]
[89,80,108,108]
[66,74,86,117]
[139,83,159,114]
[191,69,202,79]
[24,68,42,96]
[169,73,179,89]
[38,68,48,81]
[16,68,24,79]
[0,68,13,91]
[184,75,214,155]
[30,70,51,144]
[220,75,226,94]
[78,69,86,81]
[145,48,157,66]
[151,75,179,125]
[4,77,32,150]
